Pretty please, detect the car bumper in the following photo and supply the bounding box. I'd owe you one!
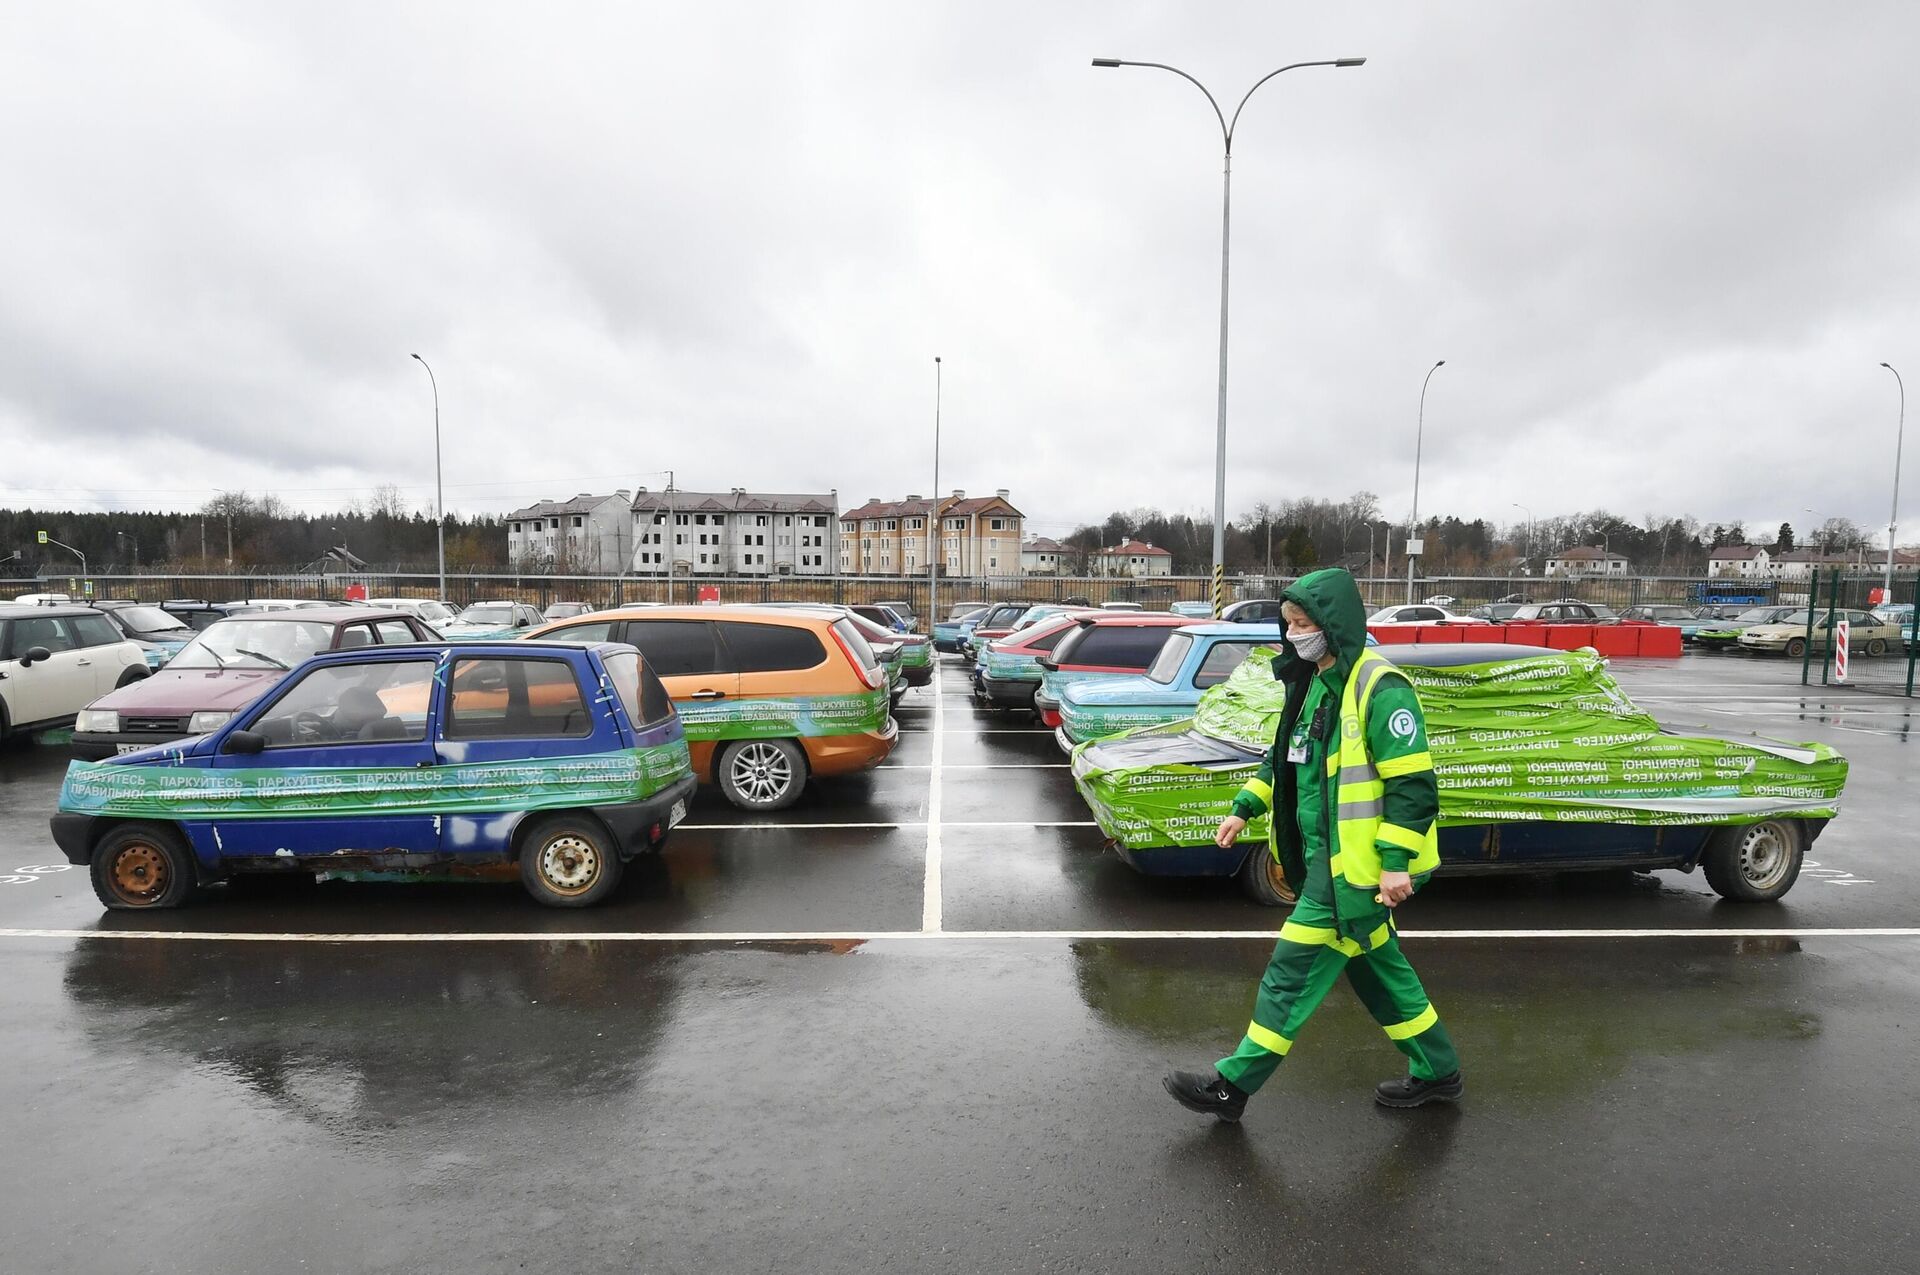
[903,665,934,687]
[50,813,96,865]
[70,729,190,761]
[804,718,900,776]
[984,676,1038,709]
[591,774,700,858]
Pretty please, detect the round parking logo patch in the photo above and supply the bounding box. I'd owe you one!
[1388,708,1418,741]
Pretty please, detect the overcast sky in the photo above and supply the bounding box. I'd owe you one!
[3,1,1917,546]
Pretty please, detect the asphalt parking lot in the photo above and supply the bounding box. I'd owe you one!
[2,652,1916,1272]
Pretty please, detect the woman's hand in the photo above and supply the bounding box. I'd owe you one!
[1378,870,1414,908]
[1216,816,1248,848]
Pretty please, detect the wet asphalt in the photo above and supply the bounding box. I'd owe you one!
[1,651,1915,1272]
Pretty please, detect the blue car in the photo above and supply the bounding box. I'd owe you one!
[51,640,697,910]
[1049,623,1285,750]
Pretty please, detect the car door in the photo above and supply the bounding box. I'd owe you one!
[715,620,831,717]
[2,614,92,726]
[619,619,739,709]
[68,611,136,697]
[209,655,442,858]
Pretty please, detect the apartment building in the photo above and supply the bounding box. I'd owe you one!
[629,488,838,576]
[506,492,633,571]
[839,489,1024,576]
[1095,539,1173,577]
[1021,536,1067,575]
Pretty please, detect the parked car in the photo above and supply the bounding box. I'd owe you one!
[93,601,197,669]
[1692,605,1802,650]
[1422,594,1459,607]
[963,602,1048,659]
[974,612,1102,711]
[52,640,696,910]
[1,603,150,743]
[12,592,73,606]
[1168,601,1216,619]
[439,601,545,640]
[933,603,989,653]
[873,600,917,630]
[1051,623,1284,748]
[1070,644,1847,906]
[1619,604,1713,642]
[70,608,441,758]
[238,598,335,611]
[1468,603,1528,622]
[1028,613,1216,716]
[1367,604,1486,626]
[1220,598,1285,624]
[526,605,897,809]
[754,604,917,700]
[363,597,456,628]
[850,604,911,633]
[159,599,263,631]
[1508,600,1620,625]
[1738,609,1904,657]
[542,601,594,622]
[1099,601,1145,612]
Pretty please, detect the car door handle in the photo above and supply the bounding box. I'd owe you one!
[76,658,93,666]
[690,689,728,700]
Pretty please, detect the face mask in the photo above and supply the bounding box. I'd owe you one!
[1289,628,1329,663]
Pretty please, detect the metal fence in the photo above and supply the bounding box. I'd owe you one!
[1797,569,1918,697]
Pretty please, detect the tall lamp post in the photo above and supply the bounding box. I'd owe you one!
[1406,359,1446,603]
[1092,54,1366,616]
[927,356,942,630]
[410,354,447,602]
[1881,362,1906,600]
[1511,502,1533,569]
[116,531,139,573]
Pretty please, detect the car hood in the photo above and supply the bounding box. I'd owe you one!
[88,666,287,715]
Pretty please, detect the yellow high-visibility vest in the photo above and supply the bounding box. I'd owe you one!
[1325,649,1440,886]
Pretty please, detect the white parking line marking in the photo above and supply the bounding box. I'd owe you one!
[3,928,1915,944]
[923,649,945,933]
[879,763,1066,770]
[677,821,1097,830]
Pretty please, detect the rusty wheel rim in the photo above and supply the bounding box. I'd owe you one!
[109,842,169,905]
[1262,856,1298,905]
[539,834,601,897]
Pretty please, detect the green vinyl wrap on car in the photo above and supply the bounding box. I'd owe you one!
[982,647,1046,681]
[1061,699,1190,740]
[57,744,695,820]
[898,643,932,669]
[674,689,891,742]
[1071,648,1849,851]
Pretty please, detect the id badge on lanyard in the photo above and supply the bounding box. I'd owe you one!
[1289,701,1331,766]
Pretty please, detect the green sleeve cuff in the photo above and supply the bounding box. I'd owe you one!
[1232,793,1267,821]
[1378,847,1412,873]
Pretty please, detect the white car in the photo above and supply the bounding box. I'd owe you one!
[238,598,334,612]
[1367,604,1487,626]
[1,602,149,742]
[363,597,455,627]
[439,601,545,639]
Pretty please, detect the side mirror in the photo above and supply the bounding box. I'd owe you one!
[222,729,267,755]
[1036,657,1059,672]
[18,645,53,667]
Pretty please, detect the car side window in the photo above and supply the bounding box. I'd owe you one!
[1194,641,1255,688]
[374,620,417,645]
[716,621,827,673]
[1849,611,1875,626]
[337,624,377,649]
[622,620,724,677]
[9,616,77,655]
[446,656,593,739]
[70,614,123,648]
[252,660,436,747]
[548,621,617,644]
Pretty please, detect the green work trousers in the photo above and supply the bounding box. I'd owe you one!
[1216,885,1459,1093]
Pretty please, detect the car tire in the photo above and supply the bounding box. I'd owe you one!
[1238,845,1299,908]
[115,665,149,688]
[1784,638,1806,658]
[90,822,196,910]
[1866,638,1888,657]
[518,814,623,908]
[717,738,808,811]
[1701,819,1804,902]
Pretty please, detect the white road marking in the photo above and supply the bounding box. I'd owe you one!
[879,763,1066,770]
[923,648,945,933]
[677,821,1097,830]
[2,927,1916,944]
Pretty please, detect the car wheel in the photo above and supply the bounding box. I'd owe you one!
[1784,638,1806,658]
[1866,638,1888,657]
[518,814,623,907]
[717,738,807,811]
[1701,819,1804,902]
[1238,845,1299,908]
[115,665,149,688]
[90,822,196,910]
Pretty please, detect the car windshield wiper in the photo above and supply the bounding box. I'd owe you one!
[193,644,227,669]
[234,648,289,669]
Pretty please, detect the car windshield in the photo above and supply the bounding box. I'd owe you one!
[948,604,986,621]
[1769,612,1814,627]
[1730,607,1782,624]
[116,605,190,634]
[414,601,453,623]
[457,604,515,624]
[170,618,336,669]
[1145,633,1195,684]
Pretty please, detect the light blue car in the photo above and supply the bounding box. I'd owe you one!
[1046,623,1284,750]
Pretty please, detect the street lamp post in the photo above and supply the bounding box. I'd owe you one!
[1881,362,1906,600]
[1092,54,1366,616]
[1406,359,1446,603]
[410,354,447,603]
[1511,502,1533,568]
[928,357,942,629]
[116,531,138,573]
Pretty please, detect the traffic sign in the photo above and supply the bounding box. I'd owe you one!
[36,530,47,544]
[1406,538,1425,556]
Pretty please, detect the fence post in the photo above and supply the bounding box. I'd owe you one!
[1800,571,1819,685]
[1907,571,1918,697]
[1821,569,1841,685]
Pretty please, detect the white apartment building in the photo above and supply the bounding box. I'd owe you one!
[1021,536,1067,575]
[629,488,838,576]
[1544,546,1632,578]
[1707,545,1772,579]
[506,492,633,571]
[1095,539,1173,577]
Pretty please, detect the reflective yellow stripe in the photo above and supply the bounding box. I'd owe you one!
[1383,1003,1439,1040]
[1375,750,1433,778]
[1246,1021,1293,1055]
[1242,776,1273,805]
[1327,852,1344,877]
[1337,799,1385,820]
[1339,764,1379,785]
[1279,921,1336,946]
[1376,822,1427,852]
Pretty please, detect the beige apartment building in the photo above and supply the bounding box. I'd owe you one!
[839,490,1024,576]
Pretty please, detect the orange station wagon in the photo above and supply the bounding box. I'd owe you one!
[527,606,897,809]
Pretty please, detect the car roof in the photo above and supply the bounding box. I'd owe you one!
[217,606,414,624]
[1177,622,1286,638]
[1072,612,1211,627]
[0,602,108,620]
[305,639,623,664]
[551,604,835,627]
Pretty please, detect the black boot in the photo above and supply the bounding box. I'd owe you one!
[1374,1071,1464,1108]
[1163,1070,1249,1122]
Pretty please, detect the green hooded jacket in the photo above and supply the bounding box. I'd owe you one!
[1228,568,1440,946]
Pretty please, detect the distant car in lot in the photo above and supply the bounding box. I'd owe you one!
[542,601,594,622]
[1099,601,1145,612]
[933,603,989,653]
[1050,623,1283,748]
[1028,613,1215,713]
[1,603,150,743]
[1367,603,1486,626]
[527,605,898,809]
[974,612,1100,711]
[1619,604,1713,642]
[93,601,197,669]
[873,600,917,630]
[963,602,1050,659]
[70,608,440,758]
[159,599,263,631]
[1220,598,1284,624]
[1508,601,1620,625]
[1422,594,1459,606]
[52,640,697,910]
[238,598,335,611]
[1692,605,1803,650]
[439,601,545,640]
[363,597,455,628]
[1738,609,1903,657]
[1468,603,1528,622]
[1168,601,1216,619]
[849,604,912,633]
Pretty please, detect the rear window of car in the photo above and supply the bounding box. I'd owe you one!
[1060,624,1175,670]
[1194,641,1256,688]
[717,621,827,673]
[624,620,723,676]
[984,605,1026,628]
[603,650,674,727]
[830,617,881,677]
[1145,632,1194,684]
[446,656,593,739]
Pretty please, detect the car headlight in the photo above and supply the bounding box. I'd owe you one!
[188,711,233,734]
[75,710,120,734]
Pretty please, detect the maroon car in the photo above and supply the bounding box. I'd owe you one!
[69,607,438,758]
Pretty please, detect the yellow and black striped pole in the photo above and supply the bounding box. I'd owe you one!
[1212,563,1226,617]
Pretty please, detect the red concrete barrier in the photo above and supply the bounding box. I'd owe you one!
[1503,624,1550,646]
[1474,625,1509,643]
[1544,625,1596,651]
[1414,625,1467,643]
[1368,625,1416,645]
[1589,626,1642,657]
[1636,626,1683,657]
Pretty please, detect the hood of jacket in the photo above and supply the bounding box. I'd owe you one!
[1279,568,1371,685]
